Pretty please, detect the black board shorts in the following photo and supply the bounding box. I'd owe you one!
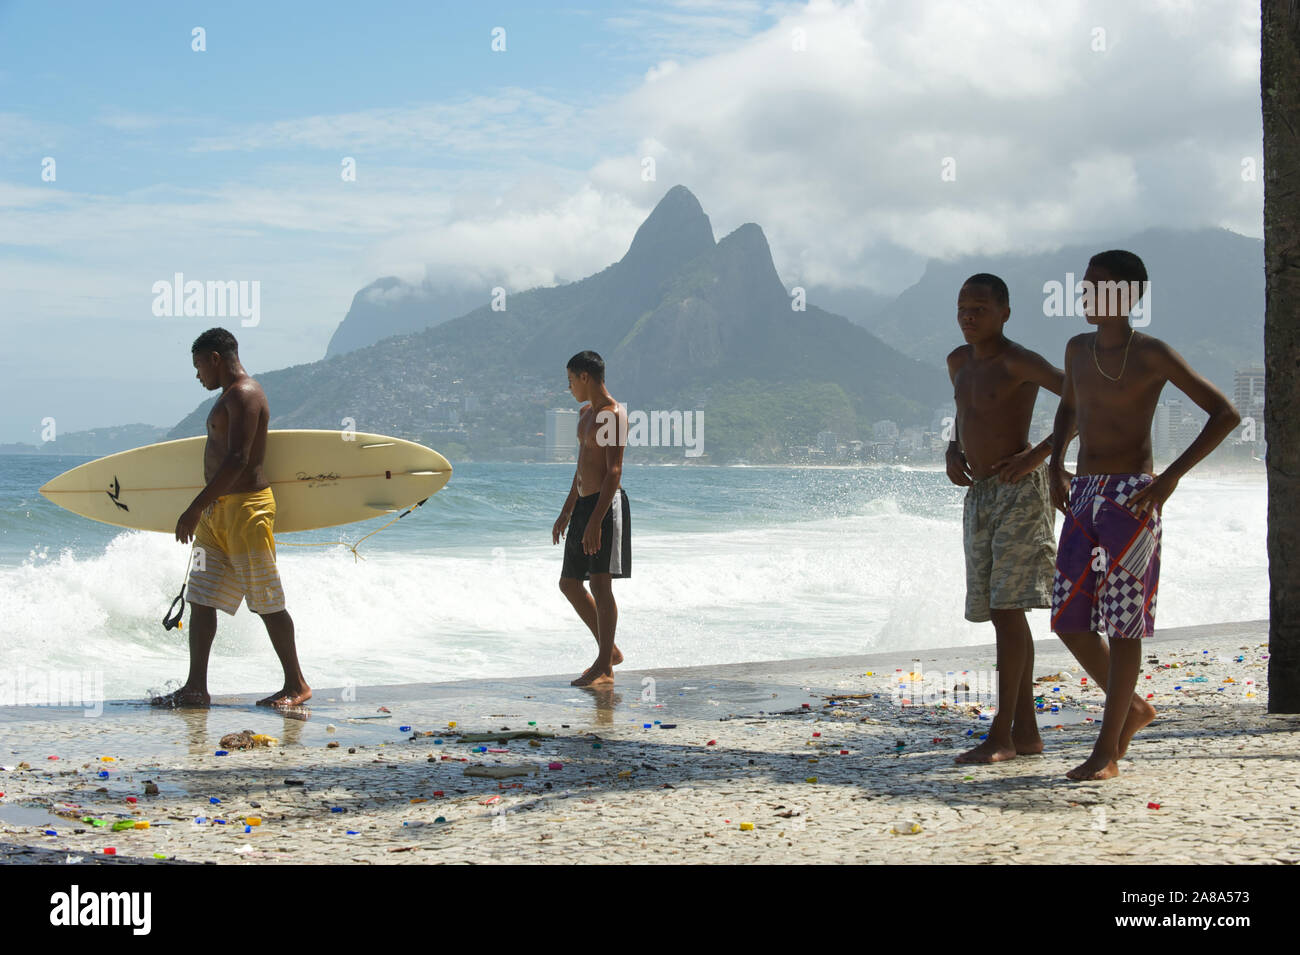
[561,488,631,580]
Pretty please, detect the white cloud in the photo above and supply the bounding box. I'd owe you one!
[0,0,1266,440]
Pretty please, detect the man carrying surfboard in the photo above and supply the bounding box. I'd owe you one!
[553,351,631,687]
[151,327,311,709]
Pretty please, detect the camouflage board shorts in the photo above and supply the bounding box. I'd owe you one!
[963,461,1057,622]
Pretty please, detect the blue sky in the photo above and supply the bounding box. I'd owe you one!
[0,0,1264,442]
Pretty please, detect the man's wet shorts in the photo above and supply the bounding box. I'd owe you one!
[1051,473,1161,639]
[186,487,287,615]
[561,488,631,581]
[963,461,1057,622]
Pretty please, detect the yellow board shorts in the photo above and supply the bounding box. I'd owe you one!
[186,487,286,616]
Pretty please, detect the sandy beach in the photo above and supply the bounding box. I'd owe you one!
[1,619,1295,865]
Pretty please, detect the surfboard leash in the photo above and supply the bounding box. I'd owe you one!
[276,497,431,563]
[162,546,195,631]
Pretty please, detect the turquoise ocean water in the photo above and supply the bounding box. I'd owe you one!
[0,455,1267,699]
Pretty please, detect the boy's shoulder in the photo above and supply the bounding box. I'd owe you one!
[999,336,1048,364]
[946,344,973,369]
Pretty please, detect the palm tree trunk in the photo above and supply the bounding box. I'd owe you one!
[1264,0,1300,711]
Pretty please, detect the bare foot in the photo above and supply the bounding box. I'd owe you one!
[1013,733,1044,755]
[577,647,623,682]
[571,666,614,687]
[257,685,312,708]
[1066,756,1120,780]
[955,739,1018,764]
[1117,698,1156,758]
[150,686,210,708]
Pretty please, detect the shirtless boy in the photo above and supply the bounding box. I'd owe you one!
[552,351,631,687]
[151,327,311,709]
[947,274,1066,764]
[1049,250,1239,780]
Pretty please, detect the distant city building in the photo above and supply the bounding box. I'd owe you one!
[1152,402,1172,462]
[872,420,899,443]
[1234,365,1266,454]
[545,408,579,462]
[1234,366,1265,416]
[931,406,955,440]
[817,431,839,455]
[463,394,480,414]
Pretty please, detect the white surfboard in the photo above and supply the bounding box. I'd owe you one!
[38,430,453,533]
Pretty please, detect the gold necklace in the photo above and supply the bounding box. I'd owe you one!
[1092,329,1135,381]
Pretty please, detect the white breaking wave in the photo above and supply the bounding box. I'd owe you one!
[0,476,1267,698]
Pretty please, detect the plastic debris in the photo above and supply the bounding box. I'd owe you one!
[739,822,755,831]
[548,762,564,770]
[214,750,229,756]
[891,820,923,835]
[462,730,555,743]
[102,847,116,855]
[465,765,534,779]
[1147,802,1161,810]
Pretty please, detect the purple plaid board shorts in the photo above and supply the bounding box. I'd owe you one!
[1050,474,1161,640]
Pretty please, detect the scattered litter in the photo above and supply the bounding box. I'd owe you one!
[464,765,534,779]
[461,730,555,743]
[891,820,923,835]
